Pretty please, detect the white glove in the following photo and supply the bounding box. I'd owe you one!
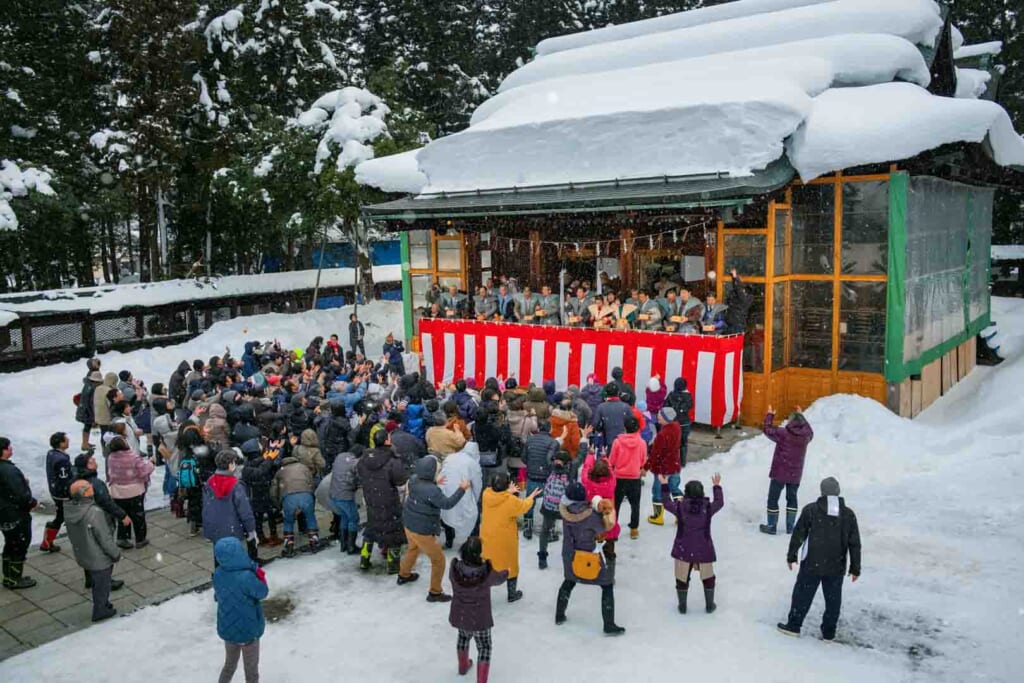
[591,495,603,512]
[248,531,259,546]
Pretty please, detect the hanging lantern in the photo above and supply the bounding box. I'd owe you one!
[648,234,654,249]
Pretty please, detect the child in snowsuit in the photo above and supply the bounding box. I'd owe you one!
[537,452,571,570]
[213,536,269,683]
[449,537,508,683]
[662,473,724,614]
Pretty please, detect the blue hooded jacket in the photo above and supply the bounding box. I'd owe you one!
[213,537,268,644]
[403,402,426,440]
[241,342,259,378]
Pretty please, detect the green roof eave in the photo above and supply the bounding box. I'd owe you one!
[362,157,795,222]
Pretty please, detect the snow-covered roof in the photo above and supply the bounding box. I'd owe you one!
[366,0,1023,199]
[355,149,427,194]
[992,245,1024,261]
[0,266,401,323]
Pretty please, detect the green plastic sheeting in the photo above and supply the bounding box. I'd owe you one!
[884,172,908,383]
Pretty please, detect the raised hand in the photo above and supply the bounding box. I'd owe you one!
[712,473,722,486]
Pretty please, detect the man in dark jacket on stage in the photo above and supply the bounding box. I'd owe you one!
[778,477,861,641]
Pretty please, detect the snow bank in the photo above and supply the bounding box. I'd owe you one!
[419,76,811,192]
[955,68,992,99]
[0,301,407,508]
[788,82,1024,180]
[0,267,401,320]
[354,149,428,194]
[536,0,833,56]
[6,299,1024,682]
[499,0,943,92]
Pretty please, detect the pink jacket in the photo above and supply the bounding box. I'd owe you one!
[106,448,155,500]
[581,453,620,541]
[608,431,647,480]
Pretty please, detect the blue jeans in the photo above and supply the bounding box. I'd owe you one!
[651,472,681,503]
[282,492,317,535]
[526,480,545,517]
[162,463,178,497]
[331,498,358,533]
[767,479,799,512]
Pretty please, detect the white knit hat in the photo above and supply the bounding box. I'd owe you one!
[647,377,661,392]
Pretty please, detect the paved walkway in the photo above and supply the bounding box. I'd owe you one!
[1,423,757,661]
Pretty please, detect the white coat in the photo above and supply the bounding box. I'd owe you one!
[439,442,483,545]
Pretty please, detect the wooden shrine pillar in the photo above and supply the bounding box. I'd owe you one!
[620,228,635,291]
[464,231,481,291]
[529,230,542,289]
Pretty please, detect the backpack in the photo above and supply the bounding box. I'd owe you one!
[178,452,199,489]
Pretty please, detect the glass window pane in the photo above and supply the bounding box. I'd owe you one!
[774,208,791,277]
[789,281,833,369]
[791,184,835,274]
[437,240,462,271]
[438,274,462,290]
[724,234,766,277]
[411,274,431,310]
[841,181,888,275]
[741,282,765,372]
[409,230,429,246]
[772,282,787,371]
[839,282,886,373]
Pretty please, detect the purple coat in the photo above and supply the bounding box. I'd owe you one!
[560,501,615,586]
[764,412,814,485]
[663,485,724,564]
[449,559,508,632]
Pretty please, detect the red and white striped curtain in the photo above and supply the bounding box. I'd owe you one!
[418,319,744,427]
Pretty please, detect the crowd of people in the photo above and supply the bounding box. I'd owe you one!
[420,268,754,336]
[0,315,861,682]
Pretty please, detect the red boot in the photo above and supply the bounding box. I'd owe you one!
[457,648,473,676]
[40,526,61,552]
[477,661,489,683]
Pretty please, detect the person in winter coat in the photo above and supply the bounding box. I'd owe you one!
[549,401,581,462]
[203,450,257,558]
[581,454,620,563]
[608,415,647,539]
[176,426,211,536]
[65,479,123,622]
[93,372,118,440]
[324,444,363,555]
[644,408,682,526]
[283,394,310,437]
[579,374,604,418]
[398,456,470,601]
[105,436,154,549]
[471,409,511,486]
[426,417,468,457]
[440,443,484,549]
[662,473,724,614]
[73,451,130,531]
[383,334,405,376]
[556,481,624,635]
[77,370,102,450]
[778,477,861,641]
[292,428,326,481]
[151,398,180,502]
[390,421,426,470]
[239,438,282,547]
[480,473,540,603]
[609,367,631,399]
[538,452,571,570]
[759,406,814,535]
[564,385,592,427]
[314,401,351,469]
[723,269,754,335]
[213,536,269,683]
[665,378,693,466]
[451,380,479,423]
[230,404,261,448]
[348,314,366,357]
[0,437,39,589]
[591,383,631,451]
[402,400,428,441]
[522,421,561,539]
[168,360,191,406]
[449,537,508,683]
[41,432,73,552]
[270,448,322,557]
[241,341,259,379]
[205,403,231,449]
[357,431,409,573]
[523,386,551,421]
[645,376,667,420]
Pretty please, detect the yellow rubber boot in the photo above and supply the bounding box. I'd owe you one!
[647,503,665,526]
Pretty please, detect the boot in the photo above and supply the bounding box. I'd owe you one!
[555,582,573,624]
[630,528,639,540]
[507,577,523,603]
[338,530,349,554]
[603,540,617,565]
[522,516,534,540]
[281,534,296,558]
[777,622,800,637]
[477,661,490,683]
[676,579,688,614]
[188,520,200,537]
[457,648,473,676]
[601,588,626,635]
[786,507,798,534]
[359,541,374,571]
[329,515,340,541]
[703,577,717,613]
[305,532,324,553]
[547,523,560,543]
[2,560,37,590]
[426,591,453,603]
[40,525,62,552]
[759,508,779,535]
[538,551,548,570]
[386,547,402,575]
[347,532,360,555]
[647,503,664,526]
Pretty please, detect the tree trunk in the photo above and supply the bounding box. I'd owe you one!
[100,220,111,284]
[285,237,294,271]
[106,220,119,283]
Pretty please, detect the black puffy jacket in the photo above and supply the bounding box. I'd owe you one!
[523,432,559,482]
[0,459,36,525]
[666,379,694,426]
[357,447,409,547]
[787,496,861,577]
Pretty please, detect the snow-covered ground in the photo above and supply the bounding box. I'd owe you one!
[3,299,1023,681]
